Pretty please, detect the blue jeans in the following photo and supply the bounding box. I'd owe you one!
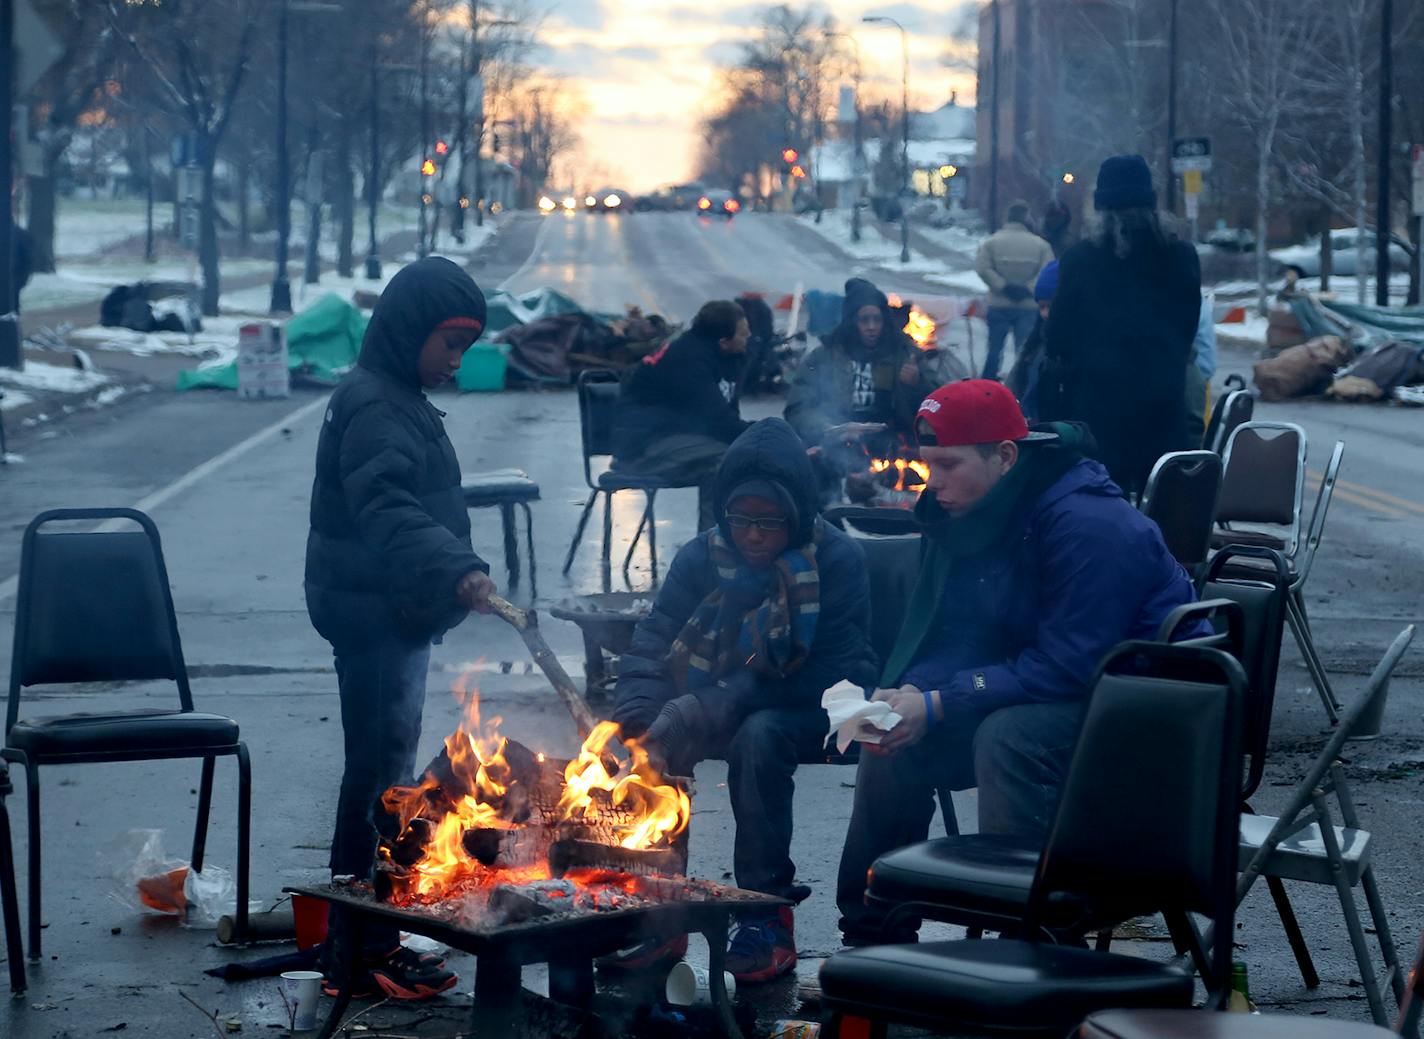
[984,307,1038,381]
[835,698,1083,941]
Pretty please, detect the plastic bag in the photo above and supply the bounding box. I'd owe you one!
[104,828,241,927]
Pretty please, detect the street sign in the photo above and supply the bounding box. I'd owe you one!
[1182,169,1204,196]
[16,0,64,94]
[1185,194,1200,220]
[1171,136,1212,174]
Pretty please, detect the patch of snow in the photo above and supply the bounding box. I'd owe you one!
[1215,316,1269,346]
[0,390,35,411]
[796,211,950,276]
[0,359,111,395]
[20,259,270,313]
[92,385,130,407]
[52,200,152,259]
[924,269,989,295]
[913,222,983,259]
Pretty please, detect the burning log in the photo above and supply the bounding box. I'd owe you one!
[488,880,579,923]
[548,839,684,879]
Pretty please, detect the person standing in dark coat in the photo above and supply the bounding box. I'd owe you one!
[305,257,495,1000]
[613,418,876,982]
[611,300,751,530]
[7,217,34,313]
[1041,154,1202,497]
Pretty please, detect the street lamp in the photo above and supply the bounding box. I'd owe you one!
[862,15,911,263]
[271,0,341,315]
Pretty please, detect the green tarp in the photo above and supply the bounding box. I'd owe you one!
[176,293,369,391]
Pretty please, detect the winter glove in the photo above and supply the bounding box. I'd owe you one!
[1001,283,1032,303]
[641,694,709,774]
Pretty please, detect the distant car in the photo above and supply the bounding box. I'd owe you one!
[536,190,579,215]
[1202,227,1256,253]
[696,189,740,219]
[635,186,678,212]
[671,183,707,211]
[1269,229,1412,278]
[585,187,631,214]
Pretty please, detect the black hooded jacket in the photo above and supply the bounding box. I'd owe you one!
[611,325,749,461]
[305,257,490,649]
[784,277,937,445]
[612,418,876,739]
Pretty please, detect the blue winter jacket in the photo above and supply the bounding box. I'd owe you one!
[898,458,1202,712]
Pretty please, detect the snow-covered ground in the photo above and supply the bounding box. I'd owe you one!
[20,259,271,313]
[0,359,113,412]
[51,198,155,259]
[797,209,951,277]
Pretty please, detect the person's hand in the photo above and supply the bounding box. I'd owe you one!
[898,361,921,387]
[870,684,932,753]
[457,570,497,613]
[1001,283,1032,303]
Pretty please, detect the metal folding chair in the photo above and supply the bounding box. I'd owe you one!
[0,762,23,993]
[4,509,252,959]
[1140,450,1223,570]
[1205,388,1255,454]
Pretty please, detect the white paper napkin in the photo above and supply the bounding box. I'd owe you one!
[822,680,902,753]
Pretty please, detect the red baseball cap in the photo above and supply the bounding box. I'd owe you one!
[916,380,1055,446]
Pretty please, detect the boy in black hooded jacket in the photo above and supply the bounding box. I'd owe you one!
[305,257,496,1000]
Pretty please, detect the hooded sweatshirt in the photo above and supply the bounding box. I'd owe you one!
[612,418,877,739]
[784,278,936,445]
[305,257,490,649]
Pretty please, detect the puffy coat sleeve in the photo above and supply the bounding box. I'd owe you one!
[339,401,487,608]
[975,237,1007,293]
[936,506,1173,713]
[612,538,712,737]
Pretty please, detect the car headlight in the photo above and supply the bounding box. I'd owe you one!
[538,196,557,212]
[562,196,577,210]
[585,195,597,206]
[604,194,622,207]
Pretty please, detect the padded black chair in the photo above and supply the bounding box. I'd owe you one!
[461,468,540,589]
[1204,388,1254,454]
[821,642,1247,1039]
[1140,450,1223,570]
[562,369,698,582]
[0,762,24,993]
[4,509,251,959]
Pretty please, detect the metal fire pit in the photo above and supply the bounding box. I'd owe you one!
[287,880,784,1039]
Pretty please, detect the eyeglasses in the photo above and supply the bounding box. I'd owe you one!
[725,514,789,532]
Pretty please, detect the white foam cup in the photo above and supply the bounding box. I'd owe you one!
[280,970,323,1031]
[665,960,737,1006]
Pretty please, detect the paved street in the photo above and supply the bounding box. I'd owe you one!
[1,212,1422,1037]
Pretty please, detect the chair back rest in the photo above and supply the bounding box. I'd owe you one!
[1140,450,1223,567]
[1201,547,1292,802]
[1026,641,1245,998]
[8,509,192,736]
[1207,389,1254,454]
[1216,422,1306,549]
[576,368,621,483]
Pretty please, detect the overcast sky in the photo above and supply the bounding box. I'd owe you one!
[534,2,976,191]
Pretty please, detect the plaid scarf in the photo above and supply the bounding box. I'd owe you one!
[667,527,822,690]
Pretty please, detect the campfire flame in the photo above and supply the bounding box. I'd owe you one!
[870,457,931,492]
[559,722,691,850]
[886,294,938,350]
[377,680,689,904]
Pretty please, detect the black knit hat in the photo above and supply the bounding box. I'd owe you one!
[1093,154,1157,211]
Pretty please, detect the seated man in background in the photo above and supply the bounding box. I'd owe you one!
[611,299,752,530]
[615,418,876,981]
[835,379,1205,945]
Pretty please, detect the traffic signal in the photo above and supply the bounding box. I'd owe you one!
[790,165,807,179]
[781,147,798,164]
[421,158,436,176]
[434,139,449,156]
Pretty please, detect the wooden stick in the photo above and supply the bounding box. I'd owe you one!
[488,594,599,738]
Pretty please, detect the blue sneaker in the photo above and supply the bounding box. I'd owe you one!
[725,907,796,983]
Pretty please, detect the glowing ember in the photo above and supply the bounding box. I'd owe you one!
[869,457,931,492]
[377,679,689,905]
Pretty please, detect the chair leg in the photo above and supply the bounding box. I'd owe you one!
[622,501,650,575]
[1266,875,1321,989]
[520,502,536,598]
[1163,910,1212,987]
[234,744,252,945]
[645,490,659,579]
[601,491,613,573]
[23,762,41,961]
[0,800,26,992]
[1359,865,1406,1009]
[561,490,598,575]
[1287,592,1342,723]
[500,503,520,586]
[1314,795,1390,1026]
[191,755,216,872]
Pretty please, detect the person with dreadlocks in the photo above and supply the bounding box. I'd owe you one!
[613,418,876,982]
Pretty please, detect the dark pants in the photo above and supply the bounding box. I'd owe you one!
[326,633,432,957]
[673,707,827,901]
[836,699,1083,941]
[984,307,1038,381]
[615,433,728,531]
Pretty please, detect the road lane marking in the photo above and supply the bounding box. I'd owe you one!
[0,395,329,602]
[1306,470,1418,519]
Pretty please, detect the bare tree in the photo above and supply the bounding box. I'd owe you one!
[1202,0,1328,315]
[108,0,258,315]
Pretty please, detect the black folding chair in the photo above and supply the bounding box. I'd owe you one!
[0,762,24,993]
[1140,450,1224,570]
[562,369,696,583]
[4,508,251,959]
[822,642,1247,1039]
[1204,388,1254,454]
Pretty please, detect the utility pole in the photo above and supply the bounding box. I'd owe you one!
[365,32,382,281]
[1165,0,1178,215]
[988,0,1002,233]
[270,0,293,313]
[1,0,21,370]
[417,4,431,258]
[1375,0,1393,306]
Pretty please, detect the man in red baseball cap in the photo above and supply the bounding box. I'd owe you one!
[836,379,1206,945]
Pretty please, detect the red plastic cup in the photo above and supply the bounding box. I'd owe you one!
[291,893,330,951]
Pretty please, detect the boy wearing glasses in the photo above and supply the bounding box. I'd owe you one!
[613,418,876,982]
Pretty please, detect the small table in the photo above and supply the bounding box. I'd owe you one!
[286,882,784,1039]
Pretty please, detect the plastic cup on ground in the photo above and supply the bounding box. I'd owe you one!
[665,960,736,1006]
[280,970,323,1031]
